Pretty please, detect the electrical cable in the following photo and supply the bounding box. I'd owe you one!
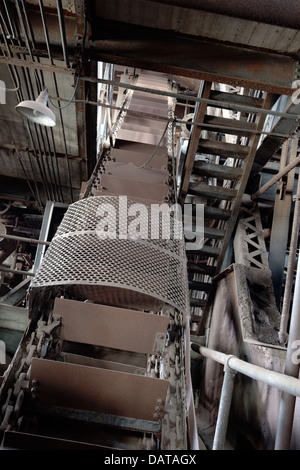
[48,69,82,110]
[129,121,170,169]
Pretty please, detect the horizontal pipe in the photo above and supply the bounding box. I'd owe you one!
[251,151,300,200]
[191,344,300,398]
[82,76,300,121]
[0,54,297,121]
[49,95,292,140]
[0,266,34,277]
[0,233,50,245]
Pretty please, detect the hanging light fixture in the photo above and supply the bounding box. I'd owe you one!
[15,89,56,127]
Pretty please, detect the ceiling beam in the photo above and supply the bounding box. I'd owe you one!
[87,20,298,96]
[16,7,299,96]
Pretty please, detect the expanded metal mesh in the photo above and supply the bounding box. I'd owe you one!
[31,196,190,315]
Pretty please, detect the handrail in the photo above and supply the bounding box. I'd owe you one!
[191,343,300,449]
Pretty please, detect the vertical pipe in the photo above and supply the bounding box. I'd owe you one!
[279,164,300,344]
[212,357,237,450]
[275,249,300,449]
[33,201,54,274]
[56,0,70,69]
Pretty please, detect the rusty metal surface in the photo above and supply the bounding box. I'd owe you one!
[30,358,169,421]
[54,297,169,354]
[90,23,297,95]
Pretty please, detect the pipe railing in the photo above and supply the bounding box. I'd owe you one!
[191,343,300,450]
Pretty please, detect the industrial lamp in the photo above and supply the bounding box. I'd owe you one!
[15,89,56,127]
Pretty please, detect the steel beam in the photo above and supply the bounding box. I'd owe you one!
[13,7,299,96]
[251,96,300,181]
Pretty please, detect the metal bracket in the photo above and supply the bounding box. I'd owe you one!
[224,355,237,374]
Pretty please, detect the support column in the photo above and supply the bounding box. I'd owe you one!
[268,138,297,306]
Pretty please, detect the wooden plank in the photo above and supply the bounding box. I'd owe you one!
[53,298,169,354]
[29,358,169,421]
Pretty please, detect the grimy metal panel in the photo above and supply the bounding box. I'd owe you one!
[30,358,169,421]
[54,297,169,354]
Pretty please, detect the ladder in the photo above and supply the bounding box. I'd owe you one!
[179,82,274,334]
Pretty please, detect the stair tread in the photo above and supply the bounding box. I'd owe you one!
[189,280,211,291]
[193,161,243,180]
[209,90,264,109]
[188,182,237,200]
[186,244,221,256]
[187,262,217,276]
[204,206,232,220]
[198,139,250,158]
[117,129,168,146]
[190,298,206,308]
[185,225,225,239]
[203,115,256,135]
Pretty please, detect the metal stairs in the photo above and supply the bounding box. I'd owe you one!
[179,82,274,334]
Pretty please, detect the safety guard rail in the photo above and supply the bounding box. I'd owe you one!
[191,343,300,450]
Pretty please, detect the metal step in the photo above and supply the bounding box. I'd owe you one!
[198,139,250,159]
[185,225,225,241]
[193,161,243,181]
[110,147,167,170]
[187,261,217,277]
[209,90,264,110]
[189,280,211,291]
[186,244,220,257]
[188,182,237,200]
[204,205,232,221]
[117,128,168,146]
[203,115,257,136]
[121,120,167,137]
[190,298,206,308]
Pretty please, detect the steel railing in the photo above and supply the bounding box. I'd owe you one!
[191,343,300,450]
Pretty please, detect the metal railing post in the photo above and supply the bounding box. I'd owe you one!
[191,343,300,450]
[275,249,300,450]
[213,356,237,450]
